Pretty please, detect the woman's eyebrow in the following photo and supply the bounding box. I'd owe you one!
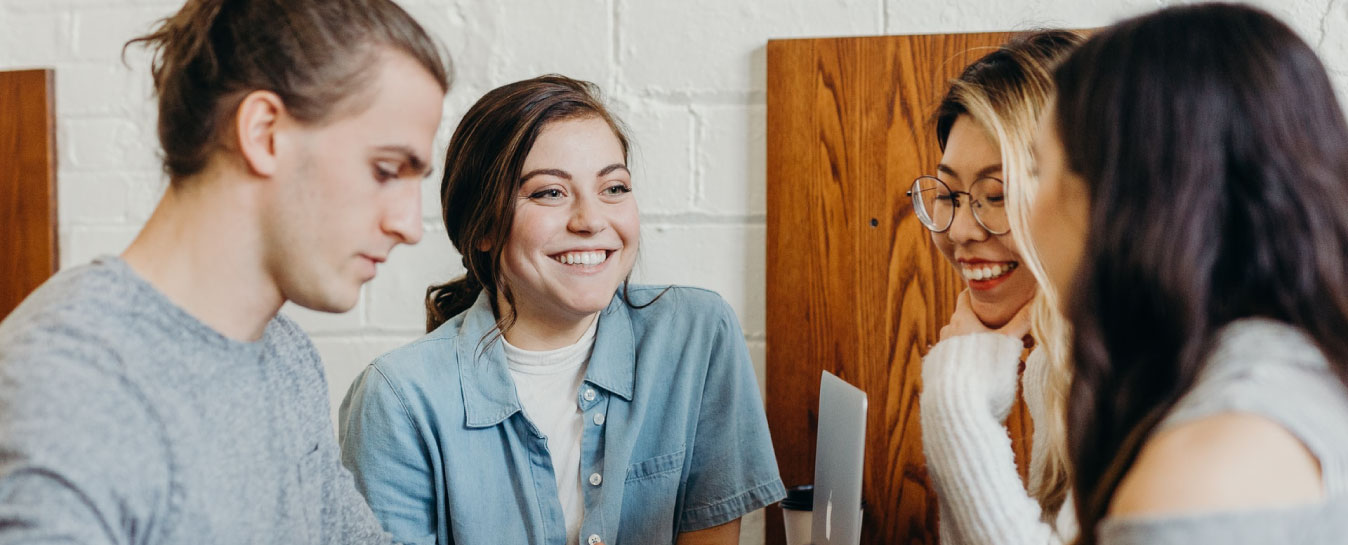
[598,162,628,178]
[597,163,629,177]
[976,164,1004,178]
[936,163,1004,179]
[521,168,572,183]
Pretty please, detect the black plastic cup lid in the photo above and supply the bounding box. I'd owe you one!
[781,485,813,511]
[779,484,868,512]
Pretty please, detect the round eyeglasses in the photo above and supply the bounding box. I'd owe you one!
[906,176,1009,235]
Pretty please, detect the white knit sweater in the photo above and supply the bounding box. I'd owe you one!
[920,333,1077,544]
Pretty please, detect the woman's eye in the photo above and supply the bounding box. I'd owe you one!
[530,188,565,200]
[604,184,633,195]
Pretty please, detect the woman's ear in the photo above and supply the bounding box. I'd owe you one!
[234,90,287,178]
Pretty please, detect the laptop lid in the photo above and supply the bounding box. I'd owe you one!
[812,371,868,545]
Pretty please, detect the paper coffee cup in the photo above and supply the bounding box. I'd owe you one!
[781,485,814,545]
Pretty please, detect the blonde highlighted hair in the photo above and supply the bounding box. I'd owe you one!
[933,29,1083,524]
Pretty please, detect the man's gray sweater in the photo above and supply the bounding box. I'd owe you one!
[0,257,393,544]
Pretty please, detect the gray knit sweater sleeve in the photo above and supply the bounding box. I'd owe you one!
[1098,319,1348,544]
[0,258,396,545]
[0,318,171,544]
[1099,498,1348,544]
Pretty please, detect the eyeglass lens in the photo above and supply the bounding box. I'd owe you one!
[909,176,1008,234]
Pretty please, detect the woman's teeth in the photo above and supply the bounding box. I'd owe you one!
[554,250,608,266]
[961,262,1017,281]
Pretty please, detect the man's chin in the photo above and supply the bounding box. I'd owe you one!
[287,287,360,315]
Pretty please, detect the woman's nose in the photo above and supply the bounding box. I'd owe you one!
[946,200,989,244]
[568,195,607,234]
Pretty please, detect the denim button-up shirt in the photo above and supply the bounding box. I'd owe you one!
[338,285,786,545]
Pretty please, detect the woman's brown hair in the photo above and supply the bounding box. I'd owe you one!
[425,75,633,335]
[125,0,450,181]
[1053,4,1348,541]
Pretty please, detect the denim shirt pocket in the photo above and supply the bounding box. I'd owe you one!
[619,447,687,544]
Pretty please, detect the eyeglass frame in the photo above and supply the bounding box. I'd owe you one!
[904,175,1011,235]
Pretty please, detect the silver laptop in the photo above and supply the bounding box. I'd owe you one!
[812,371,868,545]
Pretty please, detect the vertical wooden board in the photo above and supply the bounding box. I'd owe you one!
[765,36,856,544]
[764,39,798,544]
[767,32,1033,545]
[866,35,958,544]
[0,69,57,321]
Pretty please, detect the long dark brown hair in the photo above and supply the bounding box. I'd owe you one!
[126,0,450,182]
[1052,4,1348,541]
[425,75,636,335]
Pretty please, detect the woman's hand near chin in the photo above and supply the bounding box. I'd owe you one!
[940,290,1032,343]
[929,290,1032,428]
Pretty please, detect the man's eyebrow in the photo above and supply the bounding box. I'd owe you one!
[375,145,432,177]
[521,168,572,183]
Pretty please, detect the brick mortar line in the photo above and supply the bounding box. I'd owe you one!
[640,212,766,225]
[623,89,765,106]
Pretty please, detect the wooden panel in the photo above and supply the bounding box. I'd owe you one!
[765,33,1031,545]
[0,69,58,320]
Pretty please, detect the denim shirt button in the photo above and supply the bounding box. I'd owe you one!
[587,534,602,545]
[583,388,597,402]
[589,472,603,486]
[592,413,605,426]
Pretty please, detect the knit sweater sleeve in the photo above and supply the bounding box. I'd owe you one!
[920,334,1062,545]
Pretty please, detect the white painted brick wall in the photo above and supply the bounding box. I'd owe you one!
[6,1,1348,542]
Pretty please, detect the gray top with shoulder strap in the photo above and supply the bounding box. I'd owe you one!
[1099,318,1348,544]
[0,257,394,544]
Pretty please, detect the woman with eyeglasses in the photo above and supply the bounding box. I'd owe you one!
[913,30,1084,544]
[1031,4,1348,543]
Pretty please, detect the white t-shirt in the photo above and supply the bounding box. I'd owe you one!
[503,318,598,545]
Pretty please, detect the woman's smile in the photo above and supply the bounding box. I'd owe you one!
[549,249,614,268]
[959,259,1020,290]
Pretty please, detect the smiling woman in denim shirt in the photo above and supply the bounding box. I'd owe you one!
[338,74,786,545]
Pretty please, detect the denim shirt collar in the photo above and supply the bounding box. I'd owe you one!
[457,291,636,428]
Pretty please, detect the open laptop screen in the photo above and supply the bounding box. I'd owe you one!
[812,371,868,545]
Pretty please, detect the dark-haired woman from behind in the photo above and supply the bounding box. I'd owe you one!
[338,75,785,545]
[1029,3,1348,544]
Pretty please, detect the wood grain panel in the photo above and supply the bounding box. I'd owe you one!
[765,33,1031,545]
[0,69,58,320]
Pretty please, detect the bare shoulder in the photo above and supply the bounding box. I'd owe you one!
[1109,412,1324,518]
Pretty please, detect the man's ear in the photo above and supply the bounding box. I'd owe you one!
[234,90,287,178]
